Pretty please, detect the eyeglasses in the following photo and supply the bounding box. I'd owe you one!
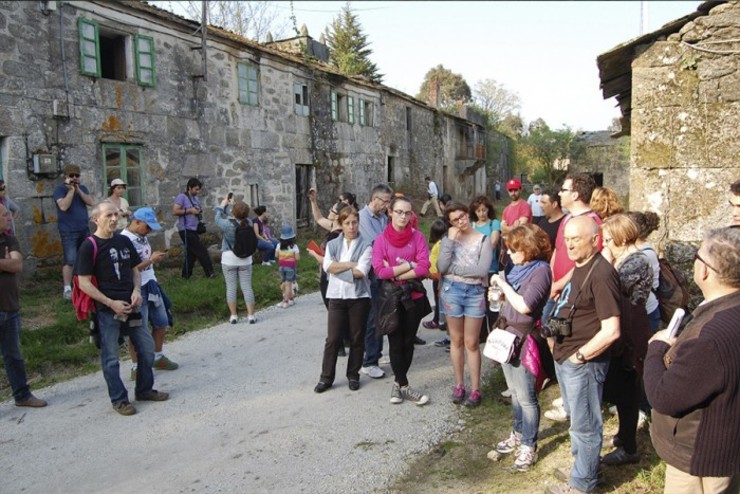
[560,188,572,193]
[374,197,390,205]
[68,174,80,178]
[694,251,718,272]
[603,237,613,244]
[449,213,468,224]
[392,210,413,217]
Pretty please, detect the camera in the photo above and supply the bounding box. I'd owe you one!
[541,317,572,338]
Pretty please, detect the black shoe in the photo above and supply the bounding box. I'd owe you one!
[414,336,426,345]
[601,447,639,466]
[348,380,360,391]
[337,346,347,357]
[314,381,331,393]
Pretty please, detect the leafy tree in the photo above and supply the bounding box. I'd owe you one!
[154,1,289,42]
[519,119,576,185]
[417,64,471,112]
[472,79,521,127]
[324,3,383,83]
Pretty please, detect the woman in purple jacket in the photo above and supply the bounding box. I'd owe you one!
[372,195,431,406]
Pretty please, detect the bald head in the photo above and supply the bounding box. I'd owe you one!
[564,216,600,265]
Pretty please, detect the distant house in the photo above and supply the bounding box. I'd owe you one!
[596,0,738,266]
[0,0,491,267]
[568,130,630,203]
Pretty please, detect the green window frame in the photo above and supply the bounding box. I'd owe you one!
[359,98,366,126]
[330,90,338,121]
[347,96,355,124]
[134,34,156,87]
[78,17,101,77]
[102,144,145,208]
[237,62,259,106]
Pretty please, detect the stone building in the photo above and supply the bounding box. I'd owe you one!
[0,0,489,267]
[597,0,738,271]
[568,131,630,204]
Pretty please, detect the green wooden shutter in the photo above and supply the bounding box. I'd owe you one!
[134,34,156,87]
[331,90,338,121]
[347,96,355,124]
[359,98,365,126]
[78,17,101,77]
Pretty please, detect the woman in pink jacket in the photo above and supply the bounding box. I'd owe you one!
[372,195,431,406]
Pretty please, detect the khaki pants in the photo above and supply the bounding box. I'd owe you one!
[664,464,739,494]
[421,196,442,217]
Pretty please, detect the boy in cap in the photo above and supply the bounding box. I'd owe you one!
[275,224,300,308]
[527,184,544,223]
[121,208,178,381]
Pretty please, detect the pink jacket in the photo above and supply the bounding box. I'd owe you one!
[372,229,430,300]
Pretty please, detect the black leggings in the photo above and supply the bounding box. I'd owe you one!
[179,229,214,279]
[387,298,426,387]
[603,357,641,454]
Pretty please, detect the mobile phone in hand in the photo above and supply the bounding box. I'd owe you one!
[228,192,234,200]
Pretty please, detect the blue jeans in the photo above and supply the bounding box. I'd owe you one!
[502,357,540,448]
[258,239,279,262]
[555,357,609,493]
[647,307,661,332]
[0,311,32,403]
[60,228,90,266]
[98,310,155,404]
[363,276,383,367]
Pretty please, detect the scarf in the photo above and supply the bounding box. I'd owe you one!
[505,259,549,291]
[383,223,413,248]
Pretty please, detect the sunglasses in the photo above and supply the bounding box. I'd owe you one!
[68,174,80,178]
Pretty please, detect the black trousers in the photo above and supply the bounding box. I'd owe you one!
[388,297,426,387]
[179,229,214,279]
[320,298,370,383]
[603,357,641,454]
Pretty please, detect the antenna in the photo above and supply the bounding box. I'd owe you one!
[640,1,649,35]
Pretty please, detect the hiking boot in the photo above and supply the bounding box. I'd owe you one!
[496,431,522,454]
[422,320,440,329]
[15,394,47,408]
[600,447,640,466]
[464,389,482,408]
[401,385,429,406]
[452,384,466,405]
[112,400,137,416]
[153,355,179,371]
[544,406,570,422]
[390,382,403,404]
[135,390,170,402]
[360,365,385,379]
[514,445,538,471]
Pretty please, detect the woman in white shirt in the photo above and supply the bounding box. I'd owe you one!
[314,207,373,393]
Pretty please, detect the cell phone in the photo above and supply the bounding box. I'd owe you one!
[227,192,234,200]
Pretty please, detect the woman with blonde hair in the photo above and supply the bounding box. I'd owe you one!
[590,187,623,220]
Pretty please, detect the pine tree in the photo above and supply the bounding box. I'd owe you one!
[324,3,383,83]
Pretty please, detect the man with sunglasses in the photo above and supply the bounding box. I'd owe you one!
[54,164,95,300]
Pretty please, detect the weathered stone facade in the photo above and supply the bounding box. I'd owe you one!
[598,1,738,283]
[0,0,490,268]
[569,131,630,204]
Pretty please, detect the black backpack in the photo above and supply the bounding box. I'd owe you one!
[229,219,258,258]
[645,247,691,323]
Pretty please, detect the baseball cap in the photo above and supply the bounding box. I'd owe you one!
[279,223,296,240]
[507,179,522,190]
[534,184,541,190]
[132,207,162,231]
[63,164,81,175]
[110,178,127,187]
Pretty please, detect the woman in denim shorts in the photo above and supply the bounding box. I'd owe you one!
[437,202,493,407]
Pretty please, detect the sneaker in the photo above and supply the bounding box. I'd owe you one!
[248,315,257,324]
[390,383,403,404]
[452,384,466,404]
[544,406,570,422]
[400,385,429,406]
[422,320,440,329]
[15,394,48,408]
[465,389,482,408]
[600,447,640,466]
[496,431,522,454]
[414,335,426,345]
[501,388,512,398]
[112,400,137,416]
[135,390,170,402]
[153,355,179,370]
[230,315,238,324]
[552,396,563,407]
[288,299,296,307]
[378,356,390,365]
[63,287,72,300]
[434,337,450,348]
[278,301,288,309]
[130,367,137,381]
[514,445,538,471]
[360,365,385,379]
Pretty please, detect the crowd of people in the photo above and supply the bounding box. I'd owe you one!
[1,165,739,493]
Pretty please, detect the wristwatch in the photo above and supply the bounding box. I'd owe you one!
[575,350,587,363]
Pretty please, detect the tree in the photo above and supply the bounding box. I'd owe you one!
[519,118,576,185]
[472,79,521,127]
[417,65,471,112]
[154,1,289,42]
[324,3,383,83]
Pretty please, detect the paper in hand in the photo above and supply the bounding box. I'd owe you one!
[666,308,686,339]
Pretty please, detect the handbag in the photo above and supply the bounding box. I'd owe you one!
[483,329,518,364]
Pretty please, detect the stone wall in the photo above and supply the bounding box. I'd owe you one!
[569,131,630,204]
[0,1,488,268]
[629,1,739,272]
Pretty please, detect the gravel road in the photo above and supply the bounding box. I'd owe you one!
[1,284,463,494]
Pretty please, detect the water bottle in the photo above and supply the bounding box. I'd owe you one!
[489,284,504,312]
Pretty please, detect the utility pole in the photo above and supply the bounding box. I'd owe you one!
[640,1,649,35]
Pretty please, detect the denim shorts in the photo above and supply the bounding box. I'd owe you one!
[279,266,296,282]
[59,229,90,266]
[440,279,486,318]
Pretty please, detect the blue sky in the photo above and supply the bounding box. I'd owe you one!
[156,1,703,131]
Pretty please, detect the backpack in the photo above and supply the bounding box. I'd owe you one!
[653,255,691,324]
[72,236,98,321]
[229,219,258,258]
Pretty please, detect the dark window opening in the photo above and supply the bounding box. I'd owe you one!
[295,164,313,227]
[592,172,604,187]
[387,156,394,185]
[99,32,126,81]
[406,107,412,131]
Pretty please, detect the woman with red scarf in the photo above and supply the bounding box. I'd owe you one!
[372,196,431,406]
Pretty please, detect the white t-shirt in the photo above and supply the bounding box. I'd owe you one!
[527,193,543,217]
[121,229,157,285]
